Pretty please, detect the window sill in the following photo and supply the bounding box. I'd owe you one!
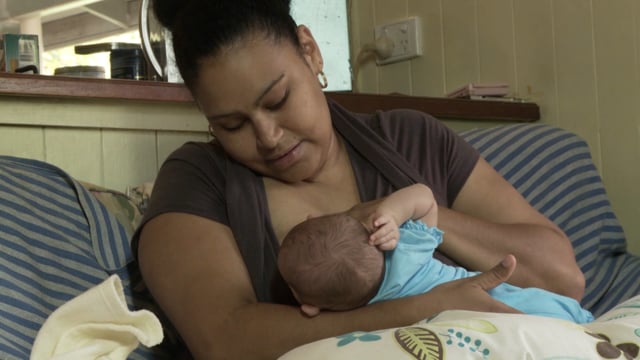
[0,73,539,122]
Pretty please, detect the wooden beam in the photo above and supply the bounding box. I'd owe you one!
[85,0,139,29]
[0,73,540,122]
[42,12,134,49]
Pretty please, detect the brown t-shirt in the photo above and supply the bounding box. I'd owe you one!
[132,99,479,304]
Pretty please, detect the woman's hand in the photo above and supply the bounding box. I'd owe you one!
[305,255,520,318]
[428,254,521,314]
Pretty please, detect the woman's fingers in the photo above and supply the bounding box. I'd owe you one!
[427,255,521,315]
[472,254,516,291]
[468,254,520,314]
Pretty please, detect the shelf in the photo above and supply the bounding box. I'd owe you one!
[0,73,539,122]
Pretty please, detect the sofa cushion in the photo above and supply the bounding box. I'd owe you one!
[461,124,640,316]
[0,156,177,359]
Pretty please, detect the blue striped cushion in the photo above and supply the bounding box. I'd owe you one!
[461,124,640,316]
[0,156,174,359]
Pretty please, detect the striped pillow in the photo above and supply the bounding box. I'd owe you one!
[0,156,175,359]
[461,124,640,316]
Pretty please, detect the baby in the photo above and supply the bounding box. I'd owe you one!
[277,184,594,323]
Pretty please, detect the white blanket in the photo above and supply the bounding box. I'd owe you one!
[30,275,163,360]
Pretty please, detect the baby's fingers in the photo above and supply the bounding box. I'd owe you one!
[372,214,392,228]
[376,238,398,251]
[369,226,399,248]
[369,223,391,242]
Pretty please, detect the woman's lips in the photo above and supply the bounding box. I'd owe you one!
[268,142,302,169]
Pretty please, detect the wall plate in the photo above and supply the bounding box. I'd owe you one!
[374,16,423,65]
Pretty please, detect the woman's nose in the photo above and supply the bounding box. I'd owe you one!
[253,114,282,149]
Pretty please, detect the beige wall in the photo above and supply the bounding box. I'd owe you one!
[0,96,209,192]
[348,0,640,255]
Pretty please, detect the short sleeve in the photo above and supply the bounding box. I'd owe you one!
[131,141,229,259]
[374,109,479,206]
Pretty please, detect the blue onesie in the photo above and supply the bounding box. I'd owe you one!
[368,220,594,323]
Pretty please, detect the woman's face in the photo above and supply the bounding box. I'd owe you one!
[192,26,335,183]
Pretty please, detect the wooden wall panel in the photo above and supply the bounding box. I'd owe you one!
[0,96,205,132]
[45,128,103,185]
[513,0,558,124]
[374,0,413,95]
[442,0,479,94]
[408,0,446,97]
[551,0,601,168]
[102,130,158,191]
[476,0,517,88]
[0,126,45,161]
[592,0,640,255]
[349,0,378,93]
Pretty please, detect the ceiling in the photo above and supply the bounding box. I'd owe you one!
[0,0,141,50]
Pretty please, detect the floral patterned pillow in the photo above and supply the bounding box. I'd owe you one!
[78,181,144,236]
[280,295,640,360]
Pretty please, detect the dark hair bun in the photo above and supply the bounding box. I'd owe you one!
[153,0,292,31]
[152,0,188,30]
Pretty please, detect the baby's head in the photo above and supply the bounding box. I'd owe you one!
[278,213,384,314]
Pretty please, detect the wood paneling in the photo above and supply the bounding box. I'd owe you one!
[477,0,517,87]
[45,128,103,185]
[102,129,158,191]
[513,0,558,124]
[0,126,45,160]
[592,0,640,254]
[552,0,600,166]
[442,0,479,93]
[408,0,446,97]
[350,0,640,254]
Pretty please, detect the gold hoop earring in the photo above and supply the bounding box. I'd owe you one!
[317,71,328,89]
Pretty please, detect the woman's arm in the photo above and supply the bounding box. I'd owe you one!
[437,157,585,301]
[138,212,518,359]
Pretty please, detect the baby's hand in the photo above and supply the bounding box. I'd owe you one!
[369,214,399,251]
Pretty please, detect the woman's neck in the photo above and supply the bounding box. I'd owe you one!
[303,132,351,187]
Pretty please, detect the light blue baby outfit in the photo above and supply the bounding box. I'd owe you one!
[368,220,594,323]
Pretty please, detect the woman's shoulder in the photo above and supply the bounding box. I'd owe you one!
[155,140,232,181]
[152,140,229,206]
[165,140,226,166]
[374,108,451,138]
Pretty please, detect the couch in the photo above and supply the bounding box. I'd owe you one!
[1,123,638,359]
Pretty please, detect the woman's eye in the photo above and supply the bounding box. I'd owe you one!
[266,90,289,111]
[220,120,245,132]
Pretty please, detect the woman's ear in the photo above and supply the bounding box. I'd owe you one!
[296,25,324,74]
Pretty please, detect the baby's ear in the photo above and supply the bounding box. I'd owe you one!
[300,304,321,317]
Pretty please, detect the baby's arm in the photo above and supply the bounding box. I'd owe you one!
[350,184,438,250]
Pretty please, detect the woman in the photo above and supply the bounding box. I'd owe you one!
[134,0,585,358]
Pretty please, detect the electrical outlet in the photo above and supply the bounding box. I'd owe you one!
[374,16,423,65]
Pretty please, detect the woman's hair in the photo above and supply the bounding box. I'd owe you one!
[278,213,384,311]
[152,0,300,89]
